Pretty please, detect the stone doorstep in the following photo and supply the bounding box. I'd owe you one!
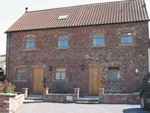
[23,100,44,103]
[78,98,99,101]
[76,101,99,104]
[26,97,44,100]
[77,97,99,104]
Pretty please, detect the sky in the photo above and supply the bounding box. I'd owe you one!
[0,0,150,55]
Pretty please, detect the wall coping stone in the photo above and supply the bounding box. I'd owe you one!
[0,93,17,97]
[22,88,28,90]
[104,94,139,96]
[48,93,74,96]
[15,94,24,99]
[74,88,80,90]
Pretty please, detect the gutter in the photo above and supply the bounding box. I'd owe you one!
[5,20,150,33]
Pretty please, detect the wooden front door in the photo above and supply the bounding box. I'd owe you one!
[89,67,103,95]
[33,67,44,93]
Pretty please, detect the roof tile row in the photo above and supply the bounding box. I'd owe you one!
[6,0,149,32]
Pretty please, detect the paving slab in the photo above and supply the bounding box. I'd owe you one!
[16,102,150,113]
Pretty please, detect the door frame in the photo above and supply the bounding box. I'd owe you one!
[32,67,44,94]
[89,66,103,95]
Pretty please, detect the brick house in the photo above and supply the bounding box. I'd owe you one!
[5,0,149,96]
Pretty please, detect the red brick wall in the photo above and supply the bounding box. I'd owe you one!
[43,87,79,102]
[99,88,140,104]
[0,94,24,113]
[8,22,149,96]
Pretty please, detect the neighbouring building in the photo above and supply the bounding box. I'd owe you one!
[0,55,6,81]
[5,0,149,96]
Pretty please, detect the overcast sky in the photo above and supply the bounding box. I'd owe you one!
[0,0,150,55]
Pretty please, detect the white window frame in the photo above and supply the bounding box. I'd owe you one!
[93,33,105,46]
[108,67,120,80]
[16,67,26,80]
[55,68,66,80]
[121,32,133,44]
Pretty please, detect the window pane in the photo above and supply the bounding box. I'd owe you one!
[59,36,68,40]
[56,73,60,79]
[109,71,114,79]
[94,38,97,45]
[17,77,20,80]
[59,69,63,71]
[61,73,65,79]
[113,72,118,79]
[18,70,25,73]
[58,40,63,47]
[30,43,35,48]
[63,40,68,47]
[109,67,119,70]
[26,39,35,41]
[57,69,60,71]
[26,43,30,48]
[17,73,25,80]
[109,71,120,79]
[20,73,26,80]
[121,33,132,35]
[128,37,132,43]
[94,34,104,37]
[121,37,127,43]
[99,38,104,45]
[94,38,104,45]
[58,14,69,20]
[117,71,120,78]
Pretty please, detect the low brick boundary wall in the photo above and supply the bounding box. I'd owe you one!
[0,93,24,113]
[43,87,80,103]
[99,88,140,104]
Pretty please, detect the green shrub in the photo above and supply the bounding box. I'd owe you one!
[0,80,15,93]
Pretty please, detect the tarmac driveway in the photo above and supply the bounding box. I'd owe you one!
[16,103,150,113]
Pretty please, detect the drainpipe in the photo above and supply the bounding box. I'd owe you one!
[148,48,150,73]
[6,32,11,81]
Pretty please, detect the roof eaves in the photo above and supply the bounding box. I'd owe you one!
[5,20,150,33]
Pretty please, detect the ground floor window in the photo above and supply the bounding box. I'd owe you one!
[16,67,26,80]
[108,66,120,80]
[55,67,66,80]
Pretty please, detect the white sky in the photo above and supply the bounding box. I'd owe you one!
[0,0,150,55]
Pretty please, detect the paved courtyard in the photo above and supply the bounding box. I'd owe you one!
[16,103,150,113]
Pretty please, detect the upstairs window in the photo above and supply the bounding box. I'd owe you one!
[24,38,35,49]
[121,32,133,44]
[109,66,120,80]
[93,34,105,46]
[55,67,66,80]
[16,67,26,80]
[58,36,68,47]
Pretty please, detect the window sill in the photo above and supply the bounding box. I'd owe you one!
[56,46,70,49]
[21,48,38,51]
[119,43,135,46]
[91,45,106,48]
[52,79,68,83]
[14,80,27,82]
[107,79,122,82]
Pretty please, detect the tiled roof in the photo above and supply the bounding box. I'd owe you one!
[6,0,149,32]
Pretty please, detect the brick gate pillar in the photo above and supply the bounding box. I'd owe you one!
[22,88,28,99]
[74,88,80,101]
[43,87,49,97]
[99,88,104,103]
